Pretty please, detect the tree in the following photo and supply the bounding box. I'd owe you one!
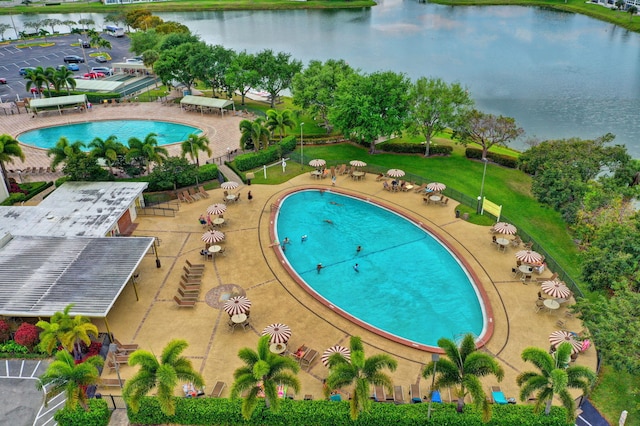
[231,335,301,420]
[329,70,411,154]
[325,336,397,420]
[52,66,77,94]
[123,339,204,416]
[255,49,303,108]
[47,137,85,171]
[615,0,625,9]
[62,20,76,33]
[0,23,11,41]
[126,133,168,175]
[407,77,474,156]
[60,314,98,360]
[154,42,203,93]
[36,304,74,355]
[455,109,524,159]
[422,333,504,421]
[155,21,190,35]
[266,109,295,141]
[0,134,25,192]
[629,5,638,20]
[196,44,235,97]
[225,51,261,105]
[36,350,103,411]
[148,156,195,190]
[41,18,62,35]
[130,29,162,55]
[90,35,111,54]
[104,11,127,28]
[239,117,270,151]
[142,49,160,85]
[89,135,126,175]
[125,9,152,31]
[517,342,596,422]
[180,133,211,167]
[24,66,49,98]
[63,152,110,181]
[292,59,354,131]
[38,28,50,43]
[77,18,95,32]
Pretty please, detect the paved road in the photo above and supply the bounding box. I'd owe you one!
[0,33,132,102]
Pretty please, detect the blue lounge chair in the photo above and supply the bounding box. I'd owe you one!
[491,386,508,404]
[431,390,442,403]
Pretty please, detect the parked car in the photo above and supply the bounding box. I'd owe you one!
[19,67,36,76]
[81,40,91,48]
[125,58,143,64]
[84,72,105,79]
[30,87,44,94]
[56,64,80,71]
[91,67,112,76]
[95,55,108,63]
[0,78,6,84]
[64,55,85,64]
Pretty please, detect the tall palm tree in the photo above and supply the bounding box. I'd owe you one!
[325,336,397,420]
[36,350,103,411]
[89,135,126,175]
[517,342,596,422]
[25,66,48,98]
[180,133,211,167]
[422,333,504,421]
[239,117,270,151]
[47,137,85,172]
[0,134,25,192]
[123,339,204,416]
[265,109,295,141]
[36,304,74,355]
[231,335,301,420]
[60,314,98,360]
[52,67,77,94]
[126,133,168,175]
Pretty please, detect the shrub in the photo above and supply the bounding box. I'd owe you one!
[0,340,28,354]
[378,142,453,156]
[54,398,110,426]
[0,319,10,343]
[234,136,297,171]
[465,147,518,169]
[14,323,40,350]
[0,192,27,206]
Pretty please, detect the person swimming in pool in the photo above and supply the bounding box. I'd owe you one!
[324,219,333,224]
[301,235,308,242]
[353,263,359,272]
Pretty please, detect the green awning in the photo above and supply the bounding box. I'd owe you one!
[29,94,87,109]
[180,95,234,109]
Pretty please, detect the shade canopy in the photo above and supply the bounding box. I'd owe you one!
[321,345,351,367]
[309,159,326,168]
[515,250,543,264]
[206,203,227,215]
[350,160,367,167]
[493,222,517,235]
[223,296,251,315]
[387,169,405,178]
[549,330,582,354]
[221,182,239,190]
[262,323,292,344]
[202,230,225,243]
[427,182,446,192]
[541,280,571,299]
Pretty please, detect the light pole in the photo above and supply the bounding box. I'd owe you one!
[477,157,488,214]
[427,353,440,420]
[189,140,199,186]
[300,122,304,168]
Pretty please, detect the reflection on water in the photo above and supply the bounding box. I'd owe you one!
[3,3,640,155]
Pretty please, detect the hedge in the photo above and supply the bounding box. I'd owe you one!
[127,397,571,426]
[55,399,110,426]
[45,90,122,104]
[378,142,453,156]
[1,181,53,206]
[465,147,519,169]
[233,136,297,172]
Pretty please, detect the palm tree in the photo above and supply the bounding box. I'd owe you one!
[142,49,160,87]
[231,335,301,420]
[52,67,77,94]
[629,5,638,20]
[25,66,48,98]
[239,117,270,151]
[265,109,296,141]
[517,342,596,422]
[180,133,211,167]
[126,133,168,175]
[89,135,126,175]
[47,137,85,172]
[96,37,112,55]
[422,333,504,421]
[325,336,397,420]
[60,314,98,360]
[36,304,74,355]
[36,350,103,411]
[123,339,204,416]
[0,134,25,192]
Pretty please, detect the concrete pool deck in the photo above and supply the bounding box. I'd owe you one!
[1,104,596,414]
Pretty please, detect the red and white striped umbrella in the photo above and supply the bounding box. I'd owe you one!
[223,296,252,315]
[262,323,292,344]
[515,250,543,264]
[549,330,582,355]
[321,345,351,367]
[206,203,227,215]
[201,230,225,244]
[427,182,446,192]
[309,159,326,168]
[350,160,367,167]
[541,280,571,299]
[387,169,405,178]
[221,181,240,190]
[493,222,517,235]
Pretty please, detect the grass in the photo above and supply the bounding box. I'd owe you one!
[590,365,639,425]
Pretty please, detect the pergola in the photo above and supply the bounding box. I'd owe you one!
[73,79,125,93]
[180,95,235,116]
[28,94,88,116]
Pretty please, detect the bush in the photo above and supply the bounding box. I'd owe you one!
[0,192,27,206]
[378,142,453,156]
[13,323,39,350]
[465,147,518,169]
[234,136,297,172]
[0,340,28,354]
[55,398,110,426]
[0,319,10,342]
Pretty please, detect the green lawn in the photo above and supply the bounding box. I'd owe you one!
[590,366,640,425]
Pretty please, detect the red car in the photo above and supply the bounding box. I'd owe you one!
[0,78,6,84]
[84,72,105,79]
[30,87,44,94]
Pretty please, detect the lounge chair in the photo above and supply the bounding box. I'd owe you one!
[409,383,422,403]
[300,349,318,371]
[536,272,558,283]
[185,259,205,270]
[183,266,203,277]
[209,381,226,397]
[413,183,427,193]
[430,389,442,403]
[491,386,508,404]
[511,236,522,247]
[178,288,199,299]
[179,281,201,292]
[174,295,196,307]
[181,190,195,203]
[177,192,190,203]
[374,385,387,402]
[393,385,405,404]
[534,299,545,313]
[197,186,210,198]
[114,338,139,354]
[188,187,202,200]
[383,181,391,191]
[100,377,125,387]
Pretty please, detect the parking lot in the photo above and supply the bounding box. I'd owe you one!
[0,33,132,102]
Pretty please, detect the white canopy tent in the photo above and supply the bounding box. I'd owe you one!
[180,95,235,116]
[28,94,88,116]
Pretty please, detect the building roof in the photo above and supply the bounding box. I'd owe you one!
[0,234,154,317]
[111,62,150,71]
[180,95,234,109]
[73,79,125,92]
[0,181,148,237]
[28,95,87,109]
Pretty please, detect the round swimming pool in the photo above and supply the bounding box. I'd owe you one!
[274,189,488,349]
[17,120,202,149]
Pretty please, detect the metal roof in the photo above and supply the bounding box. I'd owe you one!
[73,79,124,92]
[0,182,147,237]
[0,235,154,317]
[180,95,234,109]
[111,62,150,71]
[29,95,87,109]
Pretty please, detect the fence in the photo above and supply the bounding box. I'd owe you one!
[100,394,127,411]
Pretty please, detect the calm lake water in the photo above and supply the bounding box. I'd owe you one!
[3,2,640,155]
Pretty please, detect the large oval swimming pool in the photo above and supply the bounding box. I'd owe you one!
[18,120,202,150]
[274,189,487,349]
